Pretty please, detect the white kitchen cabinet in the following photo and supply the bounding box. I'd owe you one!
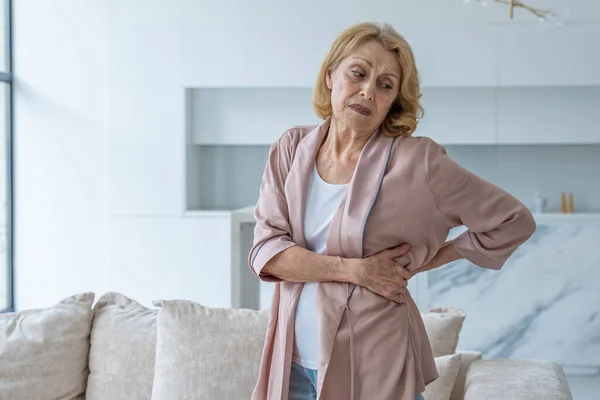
[187,86,499,148]
[496,87,600,144]
[417,88,496,144]
[188,87,319,146]
[498,23,600,87]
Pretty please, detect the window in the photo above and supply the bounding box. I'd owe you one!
[0,0,12,312]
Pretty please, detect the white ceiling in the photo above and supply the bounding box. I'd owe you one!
[108,0,600,30]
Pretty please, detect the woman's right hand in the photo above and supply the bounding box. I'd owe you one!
[353,244,413,304]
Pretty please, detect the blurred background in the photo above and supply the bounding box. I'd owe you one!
[1,0,598,398]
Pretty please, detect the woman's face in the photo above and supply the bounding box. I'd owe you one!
[326,39,401,134]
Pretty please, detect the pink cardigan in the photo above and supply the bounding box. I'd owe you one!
[249,117,536,400]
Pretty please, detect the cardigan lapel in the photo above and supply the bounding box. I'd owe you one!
[340,129,396,259]
[285,118,330,249]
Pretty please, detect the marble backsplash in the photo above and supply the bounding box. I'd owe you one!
[425,216,600,374]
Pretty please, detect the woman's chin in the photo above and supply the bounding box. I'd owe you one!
[343,114,380,132]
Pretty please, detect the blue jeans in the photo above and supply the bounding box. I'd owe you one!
[289,362,425,400]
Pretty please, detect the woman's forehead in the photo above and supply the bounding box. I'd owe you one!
[344,41,400,74]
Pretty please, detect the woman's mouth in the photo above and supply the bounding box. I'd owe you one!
[349,104,372,116]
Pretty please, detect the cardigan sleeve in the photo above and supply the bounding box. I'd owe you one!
[423,138,536,270]
[248,132,299,282]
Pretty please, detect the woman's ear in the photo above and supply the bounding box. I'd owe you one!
[325,70,333,90]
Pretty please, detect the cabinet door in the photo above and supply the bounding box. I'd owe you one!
[404,27,499,88]
[499,24,600,86]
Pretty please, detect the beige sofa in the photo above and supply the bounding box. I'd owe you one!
[0,292,573,400]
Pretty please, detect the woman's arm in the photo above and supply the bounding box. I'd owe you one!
[261,245,355,283]
[423,138,536,271]
[263,244,412,304]
[262,243,412,283]
[248,131,299,282]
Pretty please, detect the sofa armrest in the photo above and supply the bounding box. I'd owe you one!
[464,359,573,400]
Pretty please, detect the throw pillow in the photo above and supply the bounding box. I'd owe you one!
[422,354,462,400]
[86,292,158,400]
[0,292,94,400]
[151,300,269,400]
[450,351,482,400]
[422,307,466,356]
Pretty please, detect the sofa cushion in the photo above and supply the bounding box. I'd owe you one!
[450,351,482,400]
[422,354,462,400]
[151,300,269,400]
[464,359,573,400]
[422,307,466,357]
[0,293,94,400]
[86,292,158,400]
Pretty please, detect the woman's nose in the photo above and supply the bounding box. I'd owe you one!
[360,81,376,101]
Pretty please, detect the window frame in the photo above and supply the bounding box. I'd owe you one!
[1,0,13,313]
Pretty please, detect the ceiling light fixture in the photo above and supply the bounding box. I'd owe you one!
[465,0,561,23]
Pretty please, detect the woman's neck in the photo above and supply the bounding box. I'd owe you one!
[324,117,374,160]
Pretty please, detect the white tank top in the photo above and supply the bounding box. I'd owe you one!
[292,163,349,370]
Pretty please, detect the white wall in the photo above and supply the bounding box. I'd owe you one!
[13,0,233,310]
[14,1,109,310]
[13,0,600,310]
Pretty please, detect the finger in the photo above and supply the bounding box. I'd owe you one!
[391,295,405,304]
[398,268,412,281]
[382,290,405,304]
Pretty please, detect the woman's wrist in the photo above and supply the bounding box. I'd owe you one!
[341,257,363,285]
[425,241,463,272]
[439,241,463,266]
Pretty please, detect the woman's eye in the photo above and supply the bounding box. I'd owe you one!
[382,83,393,90]
[352,70,364,78]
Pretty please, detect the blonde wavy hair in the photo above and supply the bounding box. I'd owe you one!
[313,22,424,137]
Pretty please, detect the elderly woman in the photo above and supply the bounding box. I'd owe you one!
[248,22,536,400]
